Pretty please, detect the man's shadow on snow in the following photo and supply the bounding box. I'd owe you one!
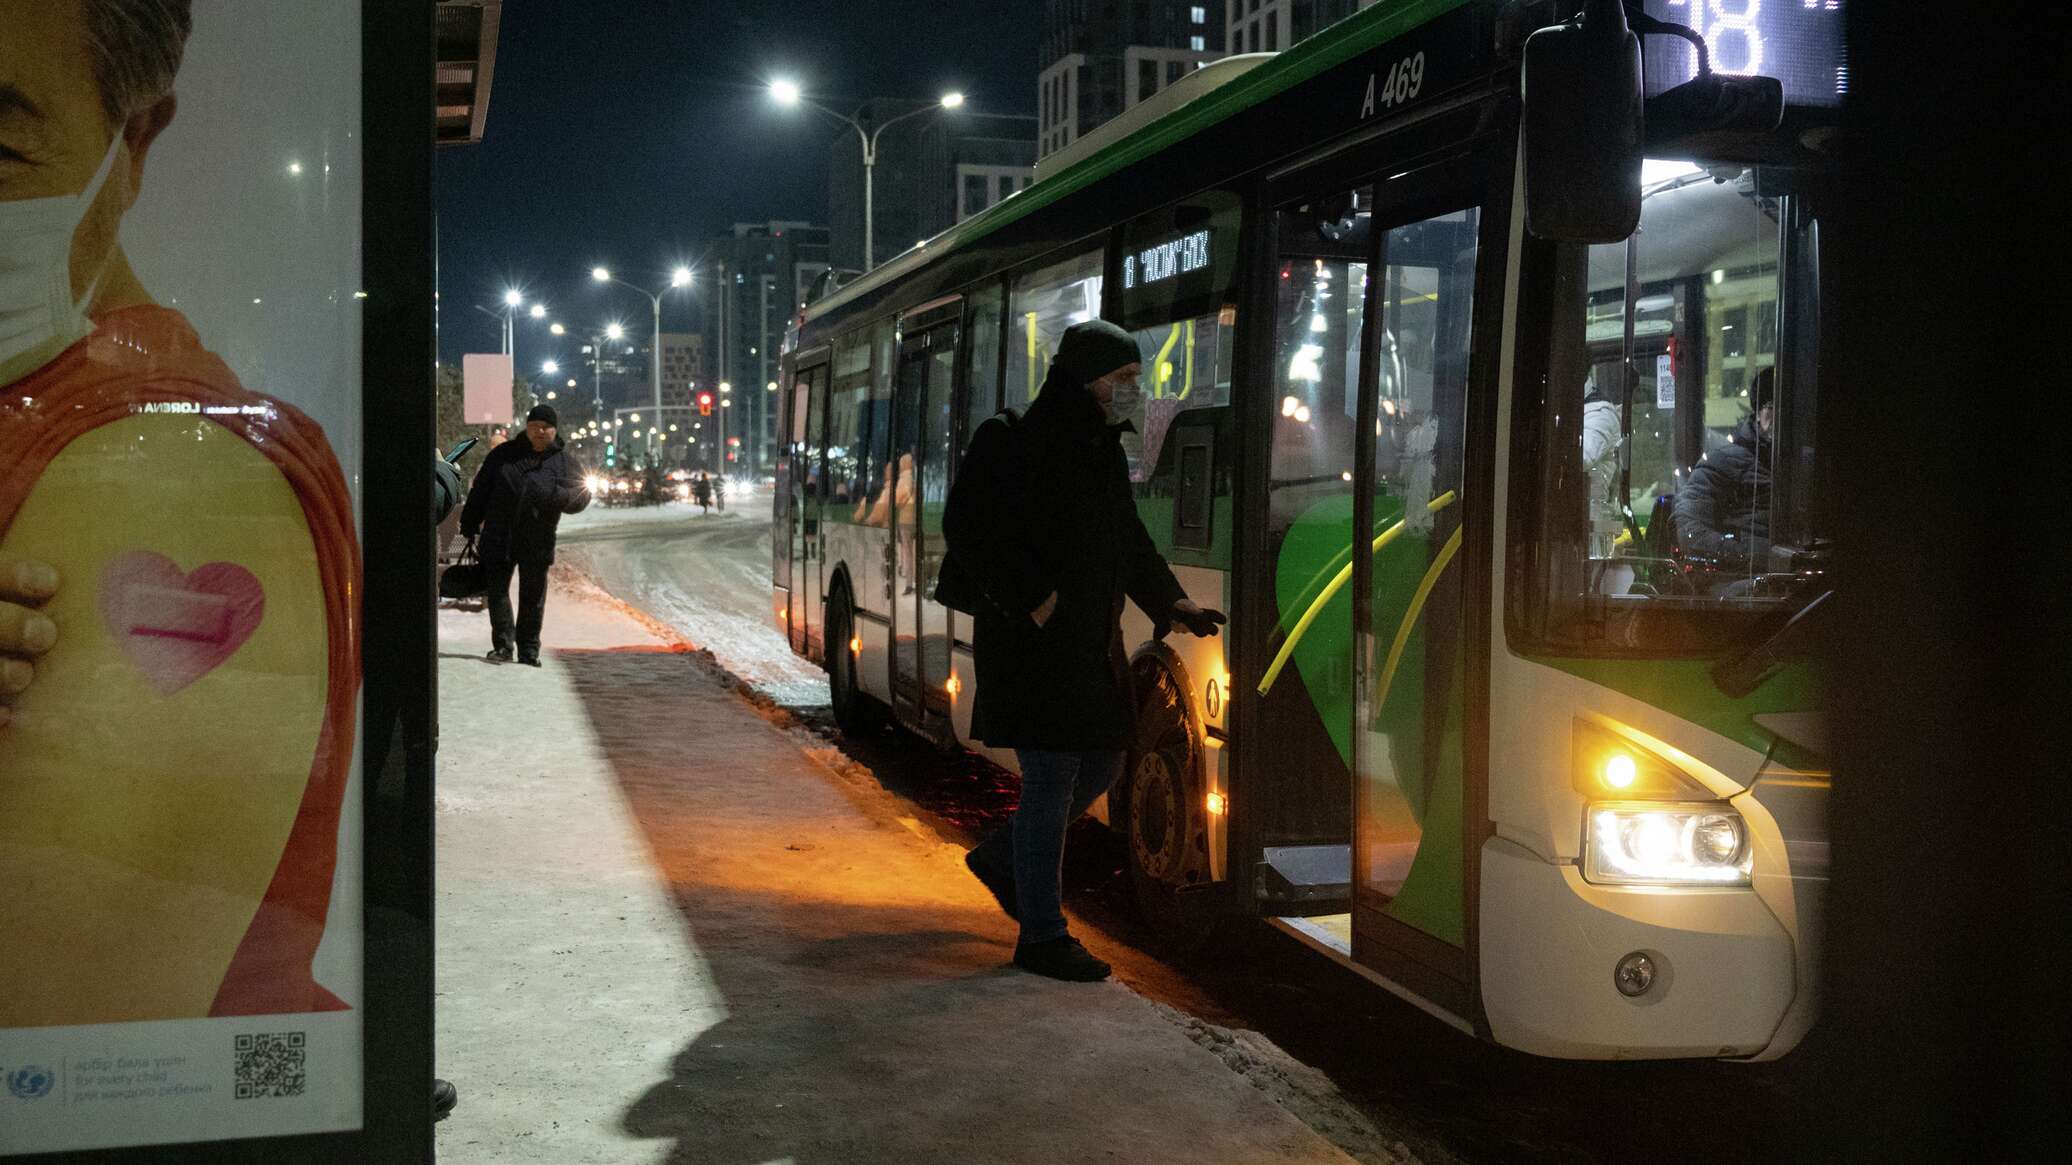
[560,648,1051,1165]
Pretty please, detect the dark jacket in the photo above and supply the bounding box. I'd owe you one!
[943,375,1187,750]
[1675,416,1772,569]
[459,435,591,565]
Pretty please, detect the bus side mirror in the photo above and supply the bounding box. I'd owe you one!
[1522,0,1644,243]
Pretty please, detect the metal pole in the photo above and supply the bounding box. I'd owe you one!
[717,260,729,474]
[758,273,772,475]
[651,294,663,419]
[863,143,875,271]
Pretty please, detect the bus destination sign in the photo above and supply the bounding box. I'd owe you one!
[1123,229,1214,291]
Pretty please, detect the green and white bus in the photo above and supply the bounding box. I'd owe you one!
[772,0,1843,1060]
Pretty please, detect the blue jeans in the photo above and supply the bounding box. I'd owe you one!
[971,749,1126,944]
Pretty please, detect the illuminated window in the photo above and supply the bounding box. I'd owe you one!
[1190,35,1206,51]
[1191,5,1207,22]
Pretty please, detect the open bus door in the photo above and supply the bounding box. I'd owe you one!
[1242,149,1492,1023]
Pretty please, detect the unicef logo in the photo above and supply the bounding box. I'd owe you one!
[6,1064,55,1100]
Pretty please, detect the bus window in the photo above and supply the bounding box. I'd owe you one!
[825,329,874,518]
[963,282,1005,441]
[1515,163,1828,656]
[1117,190,1243,482]
[857,318,898,526]
[1124,305,1237,483]
[1004,244,1105,413]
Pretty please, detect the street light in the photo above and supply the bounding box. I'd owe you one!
[542,360,559,375]
[549,322,566,336]
[591,265,693,420]
[769,81,966,270]
[502,289,523,308]
[529,303,547,320]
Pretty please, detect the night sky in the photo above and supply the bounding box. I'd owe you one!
[434,0,1037,365]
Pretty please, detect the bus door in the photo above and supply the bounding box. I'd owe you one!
[891,303,960,728]
[1348,179,1482,1009]
[785,356,828,655]
[1250,161,1481,1009]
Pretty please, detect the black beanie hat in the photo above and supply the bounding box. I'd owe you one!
[525,404,559,428]
[1053,320,1141,386]
[1750,367,1775,412]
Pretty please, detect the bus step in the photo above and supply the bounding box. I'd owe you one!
[1255,845,1351,903]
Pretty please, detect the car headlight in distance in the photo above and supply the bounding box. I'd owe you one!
[585,474,606,494]
[1584,803,1752,886]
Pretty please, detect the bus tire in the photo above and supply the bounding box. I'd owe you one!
[1119,654,1220,953]
[825,588,888,737]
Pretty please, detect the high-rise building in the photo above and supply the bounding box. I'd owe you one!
[1038,0,1225,160]
[915,113,1039,239]
[658,332,706,406]
[1225,0,1381,55]
[706,221,831,475]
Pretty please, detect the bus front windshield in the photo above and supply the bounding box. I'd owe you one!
[1514,161,1830,658]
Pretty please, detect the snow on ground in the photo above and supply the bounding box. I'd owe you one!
[549,495,833,708]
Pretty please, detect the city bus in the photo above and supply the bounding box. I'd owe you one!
[771,0,1842,1060]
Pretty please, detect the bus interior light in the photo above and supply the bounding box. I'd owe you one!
[1205,792,1228,816]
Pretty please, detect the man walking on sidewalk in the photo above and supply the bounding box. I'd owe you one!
[460,405,592,666]
[945,320,1225,982]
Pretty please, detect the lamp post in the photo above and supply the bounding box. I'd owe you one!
[590,265,694,420]
[770,81,964,271]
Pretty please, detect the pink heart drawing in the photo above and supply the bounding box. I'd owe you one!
[98,551,266,695]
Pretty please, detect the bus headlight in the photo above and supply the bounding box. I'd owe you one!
[1583,804,1752,886]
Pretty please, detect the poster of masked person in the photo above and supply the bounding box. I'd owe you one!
[0,0,365,1153]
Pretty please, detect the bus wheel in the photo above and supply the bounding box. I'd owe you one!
[826,590,887,736]
[1120,657,1219,952]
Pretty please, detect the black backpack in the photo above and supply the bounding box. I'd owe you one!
[932,408,1021,617]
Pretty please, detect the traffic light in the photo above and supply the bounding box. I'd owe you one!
[697,391,713,417]
[604,441,616,468]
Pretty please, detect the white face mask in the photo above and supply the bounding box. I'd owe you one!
[1103,383,1142,423]
[0,136,122,387]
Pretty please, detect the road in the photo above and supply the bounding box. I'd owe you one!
[555,498,1839,1165]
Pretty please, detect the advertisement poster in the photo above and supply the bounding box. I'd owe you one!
[1,1,365,1154]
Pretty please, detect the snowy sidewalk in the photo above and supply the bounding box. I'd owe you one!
[433,576,1359,1164]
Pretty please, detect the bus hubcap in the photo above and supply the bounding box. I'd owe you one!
[1130,751,1183,882]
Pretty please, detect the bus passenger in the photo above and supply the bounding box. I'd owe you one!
[1675,367,1774,573]
[946,320,1225,983]
[1580,375,1623,560]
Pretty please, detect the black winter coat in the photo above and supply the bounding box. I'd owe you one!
[1674,417,1772,569]
[459,437,592,565]
[943,378,1187,751]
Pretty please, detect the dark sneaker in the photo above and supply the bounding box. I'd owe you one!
[964,850,1019,920]
[517,651,541,668]
[432,1077,458,1122]
[484,648,513,664]
[1013,936,1110,982]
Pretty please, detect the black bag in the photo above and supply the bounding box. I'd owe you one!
[932,409,1020,618]
[439,540,486,600]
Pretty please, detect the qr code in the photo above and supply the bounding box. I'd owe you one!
[234,1032,306,1099]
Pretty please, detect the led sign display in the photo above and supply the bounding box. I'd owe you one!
[1123,228,1215,290]
[1642,0,1848,108]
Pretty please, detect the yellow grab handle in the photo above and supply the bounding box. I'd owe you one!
[1152,323,1181,399]
[1256,490,1456,697]
[1372,524,1464,713]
